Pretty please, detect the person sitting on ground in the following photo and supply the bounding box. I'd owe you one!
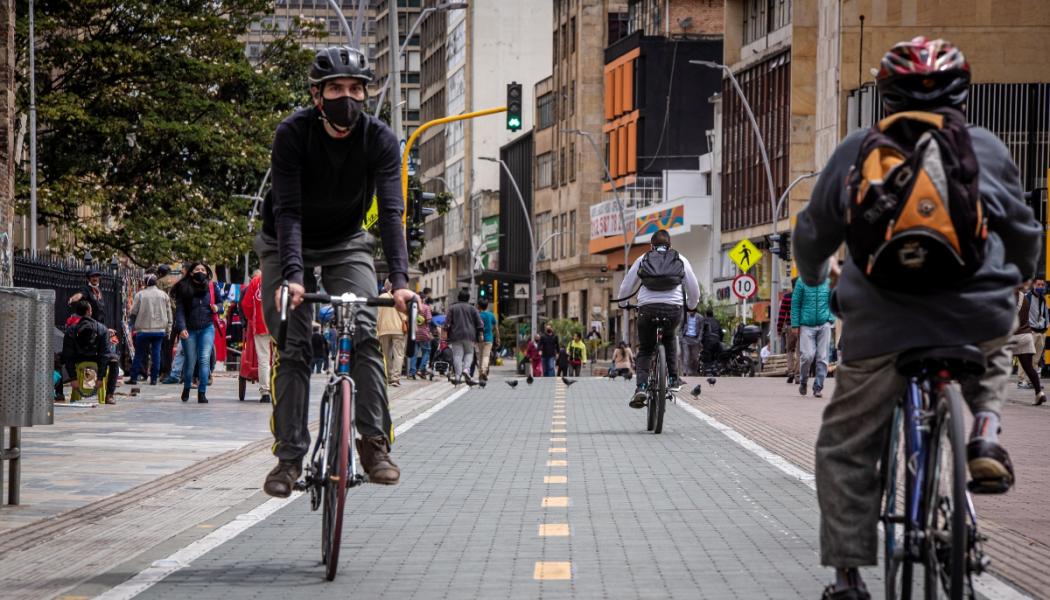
[61,300,114,405]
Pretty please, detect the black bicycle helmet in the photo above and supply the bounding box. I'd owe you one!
[308,46,374,86]
[876,37,971,114]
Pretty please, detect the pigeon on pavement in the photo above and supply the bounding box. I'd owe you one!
[526,375,534,384]
[707,377,717,386]
[690,384,703,397]
[506,380,519,388]
[561,377,576,386]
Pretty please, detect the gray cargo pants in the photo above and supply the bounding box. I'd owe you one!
[255,231,392,461]
[816,335,1010,567]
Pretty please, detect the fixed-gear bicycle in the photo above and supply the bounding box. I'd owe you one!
[277,284,417,581]
[882,345,990,600]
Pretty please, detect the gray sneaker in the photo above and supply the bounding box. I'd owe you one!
[629,385,648,409]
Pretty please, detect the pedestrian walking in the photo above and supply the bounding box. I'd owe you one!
[567,332,587,377]
[1010,286,1046,405]
[585,326,602,364]
[310,325,329,374]
[1017,276,1048,392]
[779,281,800,384]
[680,309,703,376]
[173,262,221,404]
[376,282,408,386]
[791,275,835,398]
[556,343,569,377]
[126,274,172,386]
[477,299,498,381]
[526,335,543,377]
[240,270,273,404]
[408,300,433,379]
[445,289,483,385]
[539,326,559,377]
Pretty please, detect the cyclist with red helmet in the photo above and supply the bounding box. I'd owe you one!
[256,47,416,497]
[794,38,1040,599]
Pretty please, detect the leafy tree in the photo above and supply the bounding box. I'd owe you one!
[14,0,316,266]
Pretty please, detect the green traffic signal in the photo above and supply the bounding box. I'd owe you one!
[507,116,522,131]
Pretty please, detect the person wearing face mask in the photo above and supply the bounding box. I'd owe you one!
[256,46,417,496]
[173,262,221,404]
[68,268,108,327]
[1017,276,1048,400]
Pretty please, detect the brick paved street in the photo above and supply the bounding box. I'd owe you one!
[122,376,839,600]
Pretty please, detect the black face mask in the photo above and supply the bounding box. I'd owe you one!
[322,96,363,130]
[192,272,208,284]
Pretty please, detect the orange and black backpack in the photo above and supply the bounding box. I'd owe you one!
[845,107,987,293]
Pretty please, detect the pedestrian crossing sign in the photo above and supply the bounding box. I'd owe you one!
[729,239,763,272]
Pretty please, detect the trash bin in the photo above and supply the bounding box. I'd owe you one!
[0,287,55,505]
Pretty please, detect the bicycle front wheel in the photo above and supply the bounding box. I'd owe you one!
[321,379,351,581]
[653,345,667,434]
[923,384,968,600]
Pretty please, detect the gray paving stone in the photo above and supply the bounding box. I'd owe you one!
[135,377,887,599]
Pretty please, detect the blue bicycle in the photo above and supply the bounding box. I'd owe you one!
[882,345,990,600]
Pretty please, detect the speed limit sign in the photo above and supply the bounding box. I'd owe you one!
[732,274,757,300]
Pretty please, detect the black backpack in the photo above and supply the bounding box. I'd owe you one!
[73,318,102,357]
[638,247,685,291]
[845,107,986,293]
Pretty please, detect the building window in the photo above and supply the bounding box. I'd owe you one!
[560,148,566,185]
[560,86,567,122]
[447,159,465,199]
[569,210,576,257]
[561,23,568,58]
[553,29,558,63]
[536,212,553,260]
[537,93,555,129]
[570,17,576,54]
[447,67,465,115]
[560,213,568,259]
[570,81,575,115]
[446,120,464,158]
[745,0,793,45]
[537,152,554,189]
[446,21,466,71]
[569,142,575,181]
[608,12,629,43]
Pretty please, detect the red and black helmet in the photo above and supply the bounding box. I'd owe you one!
[876,37,971,114]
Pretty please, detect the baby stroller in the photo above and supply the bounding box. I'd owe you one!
[431,341,453,379]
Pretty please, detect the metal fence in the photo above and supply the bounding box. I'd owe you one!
[11,253,145,356]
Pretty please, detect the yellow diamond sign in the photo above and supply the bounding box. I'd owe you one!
[729,239,763,273]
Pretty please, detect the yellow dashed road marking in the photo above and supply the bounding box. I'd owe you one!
[534,561,572,580]
[547,459,568,466]
[551,428,566,433]
[544,475,568,484]
[550,436,567,442]
[542,496,569,507]
[538,523,570,537]
[548,447,567,453]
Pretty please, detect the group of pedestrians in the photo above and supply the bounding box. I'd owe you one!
[523,326,589,378]
[444,290,500,385]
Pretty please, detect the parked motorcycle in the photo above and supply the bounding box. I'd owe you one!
[698,324,759,377]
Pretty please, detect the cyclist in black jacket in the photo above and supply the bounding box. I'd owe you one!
[256,46,416,497]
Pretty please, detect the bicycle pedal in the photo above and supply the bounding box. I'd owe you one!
[293,480,308,491]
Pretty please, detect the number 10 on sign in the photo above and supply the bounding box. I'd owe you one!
[732,274,757,300]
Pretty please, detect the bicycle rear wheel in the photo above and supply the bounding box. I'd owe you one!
[321,379,351,581]
[646,376,656,432]
[923,384,968,600]
[883,406,913,600]
[653,345,667,434]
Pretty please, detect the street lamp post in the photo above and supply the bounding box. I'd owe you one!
[373,2,468,139]
[480,157,537,339]
[564,129,631,343]
[690,60,781,346]
[770,171,821,340]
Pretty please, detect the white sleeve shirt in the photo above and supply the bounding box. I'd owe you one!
[617,251,701,310]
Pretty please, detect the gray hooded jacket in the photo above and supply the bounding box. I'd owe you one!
[793,126,1040,362]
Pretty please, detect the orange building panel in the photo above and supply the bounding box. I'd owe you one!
[622,60,633,113]
[604,70,615,120]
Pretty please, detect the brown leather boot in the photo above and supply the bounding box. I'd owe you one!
[356,436,400,485]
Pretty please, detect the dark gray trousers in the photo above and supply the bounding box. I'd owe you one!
[255,232,392,461]
[815,335,1010,567]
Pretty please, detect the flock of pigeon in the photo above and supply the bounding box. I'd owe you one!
[504,376,577,388]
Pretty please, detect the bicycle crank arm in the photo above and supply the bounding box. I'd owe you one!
[347,473,365,488]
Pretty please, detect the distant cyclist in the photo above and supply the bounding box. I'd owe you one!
[794,38,1040,599]
[257,46,416,497]
[617,229,700,408]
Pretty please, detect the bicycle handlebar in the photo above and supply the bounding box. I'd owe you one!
[277,283,415,351]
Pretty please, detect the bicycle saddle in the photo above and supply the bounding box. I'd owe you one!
[895,344,986,378]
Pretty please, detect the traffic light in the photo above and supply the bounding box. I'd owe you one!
[407,188,437,249]
[499,280,513,301]
[769,233,791,262]
[506,82,522,131]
